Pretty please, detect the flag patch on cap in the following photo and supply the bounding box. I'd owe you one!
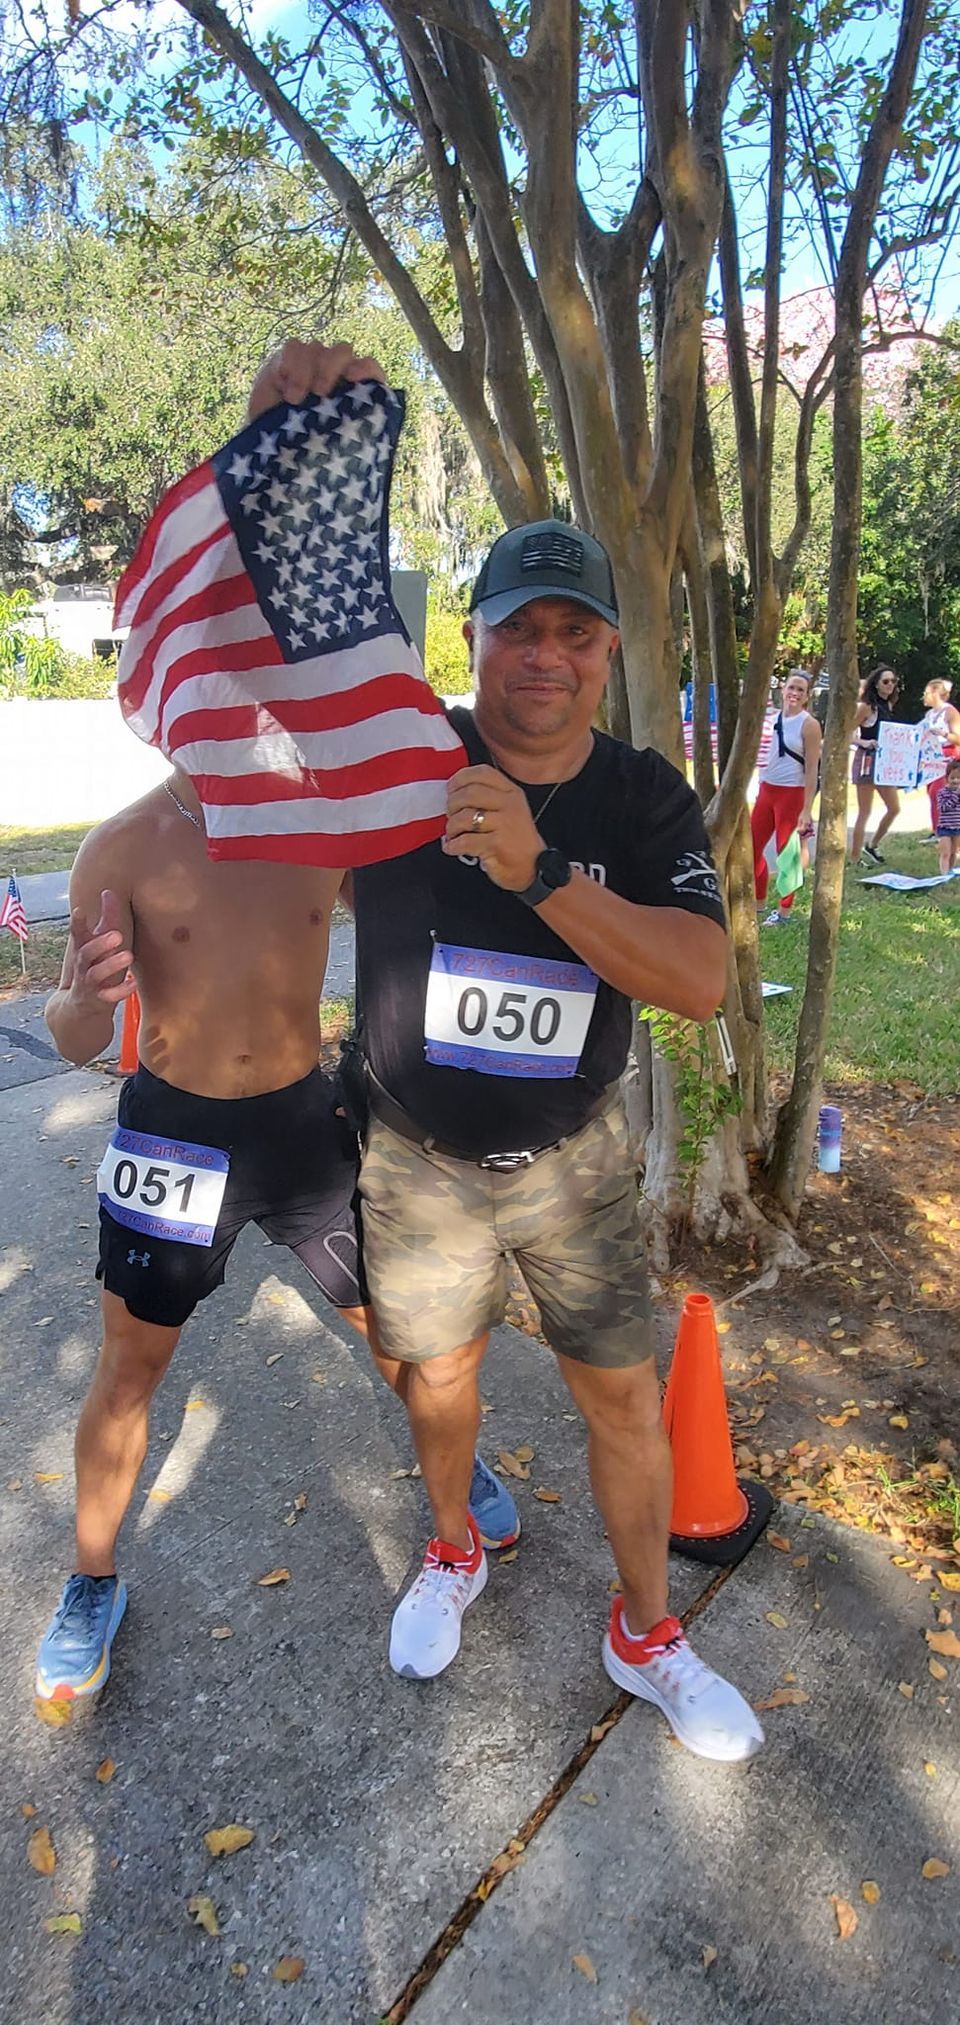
[520,530,584,574]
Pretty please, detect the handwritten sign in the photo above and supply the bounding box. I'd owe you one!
[874,721,919,788]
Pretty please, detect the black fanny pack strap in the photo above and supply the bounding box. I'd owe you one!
[774,711,805,769]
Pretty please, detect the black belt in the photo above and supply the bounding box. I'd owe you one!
[367,1074,617,1172]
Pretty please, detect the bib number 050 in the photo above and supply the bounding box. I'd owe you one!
[424,941,598,1079]
[456,985,561,1049]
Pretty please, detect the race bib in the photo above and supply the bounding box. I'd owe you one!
[97,1126,230,1248]
[424,941,598,1079]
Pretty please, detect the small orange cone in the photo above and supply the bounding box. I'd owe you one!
[118,989,141,1074]
[663,1291,773,1567]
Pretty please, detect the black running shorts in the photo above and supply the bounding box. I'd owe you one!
[97,1065,366,1328]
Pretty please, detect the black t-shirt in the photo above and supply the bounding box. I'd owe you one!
[353,708,725,1158]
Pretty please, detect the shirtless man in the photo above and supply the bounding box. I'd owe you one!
[34,345,517,1705]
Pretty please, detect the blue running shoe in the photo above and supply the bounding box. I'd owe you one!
[469,1455,520,1550]
[35,1574,128,1701]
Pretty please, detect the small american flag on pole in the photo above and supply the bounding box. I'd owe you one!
[115,380,465,866]
[0,871,28,945]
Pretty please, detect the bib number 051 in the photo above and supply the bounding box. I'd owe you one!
[97,1126,230,1248]
[424,940,598,1080]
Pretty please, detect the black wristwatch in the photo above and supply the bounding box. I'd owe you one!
[514,847,573,909]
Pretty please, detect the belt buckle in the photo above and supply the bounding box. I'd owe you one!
[478,1149,535,1173]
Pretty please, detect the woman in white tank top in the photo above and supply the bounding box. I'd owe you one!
[919,679,960,834]
[750,670,822,925]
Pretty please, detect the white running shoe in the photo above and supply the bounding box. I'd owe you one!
[762,909,789,926]
[602,1601,764,1762]
[390,1516,487,1680]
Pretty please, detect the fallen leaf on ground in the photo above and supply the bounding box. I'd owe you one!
[701,1944,718,1970]
[929,1658,948,1681]
[496,1450,530,1481]
[767,1533,792,1553]
[940,1571,960,1592]
[792,1554,809,1570]
[28,1826,56,1875]
[578,1792,598,1806]
[265,1353,283,1366]
[230,1962,248,1978]
[572,1953,597,1983]
[34,1473,64,1485]
[256,1568,291,1587]
[513,1444,535,1463]
[187,1894,220,1937]
[926,1628,960,1658]
[533,1487,562,1503]
[34,1697,71,1728]
[184,1399,207,1411]
[897,1681,915,1698]
[861,1881,880,1904]
[389,1465,421,1480]
[21,1802,36,1819]
[924,1761,937,1776]
[921,1858,950,1880]
[755,1688,810,1710]
[210,1626,233,1640]
[8,1479,23,1491]
[95,1759,116,1784]
[888,1414,909,1430]
[486,1842,526,1886]
[203,1824,254,1859]
[831,1896,858,1940]
[590,1717,617,1742]
[293,1493,307,1512]
[44,1913,81,1936]
[147,1488,172,1504]
[765,1611,788,1629]
[273,1957,305,1982]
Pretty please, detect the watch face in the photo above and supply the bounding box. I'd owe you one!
[538,848,572,889]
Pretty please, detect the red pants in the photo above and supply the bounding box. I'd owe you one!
[751,783,805,910]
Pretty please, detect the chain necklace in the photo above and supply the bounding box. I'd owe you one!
[164,779,204,831]
[487,753,583,828]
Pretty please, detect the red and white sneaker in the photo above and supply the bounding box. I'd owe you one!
[603,1600,764,1763]
[390,1516,488,1680]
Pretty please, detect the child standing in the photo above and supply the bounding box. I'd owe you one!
[935,758,960,875]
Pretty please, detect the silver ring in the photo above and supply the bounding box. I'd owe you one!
[471,808,485,833]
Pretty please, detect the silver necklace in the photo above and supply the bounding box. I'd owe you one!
[487,752,579,826]
[164,780,204,831]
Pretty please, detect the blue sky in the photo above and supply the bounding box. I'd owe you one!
[72,0,959,324]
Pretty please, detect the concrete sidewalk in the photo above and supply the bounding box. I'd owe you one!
[0,1070,956,2024]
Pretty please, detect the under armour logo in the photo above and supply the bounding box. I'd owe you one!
[127,1249,151,1267]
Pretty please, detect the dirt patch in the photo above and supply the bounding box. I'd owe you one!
[506,1082,959,1569]
[663,1083,959,1566]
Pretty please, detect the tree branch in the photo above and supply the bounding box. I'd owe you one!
[391,0,520,82]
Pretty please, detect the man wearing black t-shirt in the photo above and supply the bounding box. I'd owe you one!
[354,512,763,1762]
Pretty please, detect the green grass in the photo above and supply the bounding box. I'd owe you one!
[0,822,90,875]
[760,833,960,1096]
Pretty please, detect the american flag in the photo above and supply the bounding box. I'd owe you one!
[115,381,465,866]
[0,872,28,944]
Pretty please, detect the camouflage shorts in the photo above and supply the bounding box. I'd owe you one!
[358,1095,652,1367]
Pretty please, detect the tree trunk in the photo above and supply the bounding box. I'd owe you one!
[768,0,931,1217]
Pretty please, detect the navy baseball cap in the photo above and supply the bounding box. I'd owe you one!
[469,518,619,627]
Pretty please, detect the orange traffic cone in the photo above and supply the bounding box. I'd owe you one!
[118,989,141,1074]
[663,1290,773,1567]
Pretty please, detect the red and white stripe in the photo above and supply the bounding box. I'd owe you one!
[0,879,28,943]
[115,463,465,868]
